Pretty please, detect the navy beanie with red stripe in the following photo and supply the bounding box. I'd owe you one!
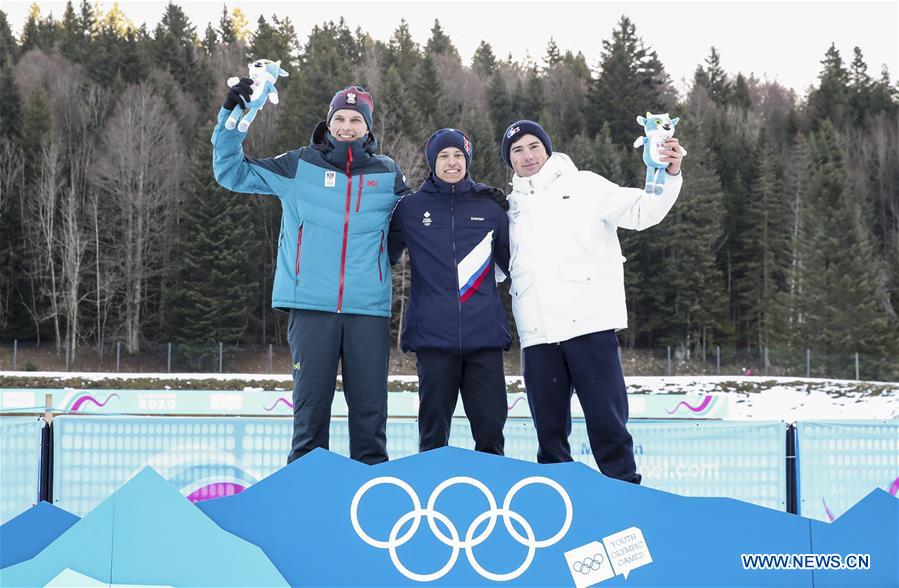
[327,86,374,130]
[424,128,473,173]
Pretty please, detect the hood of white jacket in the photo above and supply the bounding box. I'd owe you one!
[511,152,578,194]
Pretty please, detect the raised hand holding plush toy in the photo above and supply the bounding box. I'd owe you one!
[633,112,687,194]
[225,59,289,132]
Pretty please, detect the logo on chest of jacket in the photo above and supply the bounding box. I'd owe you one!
[422,211,432,227]
[470,216,484,222]
[324,171,336,187]
[562,194,571,200]
[367,179,378,187]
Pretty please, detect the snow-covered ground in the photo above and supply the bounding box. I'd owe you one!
[1,372,897,421]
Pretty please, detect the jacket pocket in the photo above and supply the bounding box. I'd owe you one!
[295,223,304,285]
[510,274,533,299]
[377,229,384,282]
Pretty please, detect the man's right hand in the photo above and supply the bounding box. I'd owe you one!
[223,77,253,110]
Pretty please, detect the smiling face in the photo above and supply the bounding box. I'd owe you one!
[434,147,467,183]
[509,134,549,177]
[328,109,368,142]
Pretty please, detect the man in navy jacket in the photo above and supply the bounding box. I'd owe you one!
[388,129,511,454]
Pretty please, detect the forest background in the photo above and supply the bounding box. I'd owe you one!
[0,2,897,378]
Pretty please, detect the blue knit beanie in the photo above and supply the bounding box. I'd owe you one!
[327,85,374,130]
[424,128,473,173]
[501,120,552,168]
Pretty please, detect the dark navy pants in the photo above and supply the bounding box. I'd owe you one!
[415,348,507,455]
[523,330,641,483]
[286,309,389,465]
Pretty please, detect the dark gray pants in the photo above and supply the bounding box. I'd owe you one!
[286,309,389,465]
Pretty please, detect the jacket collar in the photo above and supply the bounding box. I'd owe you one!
[420,173,474,195]
[310,121,378,171]
[511,152,577,193]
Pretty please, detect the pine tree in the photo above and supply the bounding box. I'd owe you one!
[472,41,497,77]
[385,19,420,75]
[279,19,358,150]
[0,64,26,338]
[642,127,729,353]
[796,121,898,378]
[593,122,627,183]
[202,23,217,55]
[378,64,422,141]
[487,71,514,134]
[218,5,236,44]
[847,46,873,126]
[729,73,751,109]
[563,50,591,83]
[806,44,850,131]
[586,16,668,143]
[166,133,257,350]
[0,62,22,140]
[704,47,731,105]
[465,108,506,190]
[425,19,459,61]
[544,37,562,69]
[742,136,788,350]
[152,2,204,99]
[413,52,441,129]
[0,11,18,65]
[520,66,545,121]
[19,4,59,53]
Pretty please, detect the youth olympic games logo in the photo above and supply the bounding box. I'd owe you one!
[350,475,572,582]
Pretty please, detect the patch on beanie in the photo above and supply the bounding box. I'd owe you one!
[506,125,521,139]
[463,136,472,156]
[346,92,357,104]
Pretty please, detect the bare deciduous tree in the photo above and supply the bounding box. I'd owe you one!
[93,82,182,352]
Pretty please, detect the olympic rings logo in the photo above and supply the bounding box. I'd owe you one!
[350,475,573,582]
[572,554,605,574]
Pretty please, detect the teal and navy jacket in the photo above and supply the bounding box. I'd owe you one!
[211,108,411,316]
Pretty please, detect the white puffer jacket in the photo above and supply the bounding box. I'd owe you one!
[507,153,682,348]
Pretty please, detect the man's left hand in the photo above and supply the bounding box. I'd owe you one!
[473,186,509,211]
[661,138,685,175]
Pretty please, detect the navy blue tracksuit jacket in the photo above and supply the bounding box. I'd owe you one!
[388,175,511,353]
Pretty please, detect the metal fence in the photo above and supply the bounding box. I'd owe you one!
[1,340,896,380]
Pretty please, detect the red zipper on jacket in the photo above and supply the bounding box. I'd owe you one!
[337,149,353,312]
[355,174,364,212]
[377,229,384,282]
[295,224,304,284]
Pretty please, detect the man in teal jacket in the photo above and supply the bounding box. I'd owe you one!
[212,82,410,464]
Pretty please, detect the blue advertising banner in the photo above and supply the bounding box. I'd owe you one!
[0,416,45,524]
[50,416,785,516]
[795,420,898,522]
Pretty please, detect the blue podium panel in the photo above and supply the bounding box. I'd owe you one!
[795,420,898,522]
[0,416,45,524]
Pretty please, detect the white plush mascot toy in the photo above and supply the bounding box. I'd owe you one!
[225,59,289,132]
[633,112,687,194]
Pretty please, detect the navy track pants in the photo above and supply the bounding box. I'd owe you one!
[523,330,641,483]
[415,348,507,455]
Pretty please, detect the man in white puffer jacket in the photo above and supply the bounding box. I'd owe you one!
[500,120,685,483]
